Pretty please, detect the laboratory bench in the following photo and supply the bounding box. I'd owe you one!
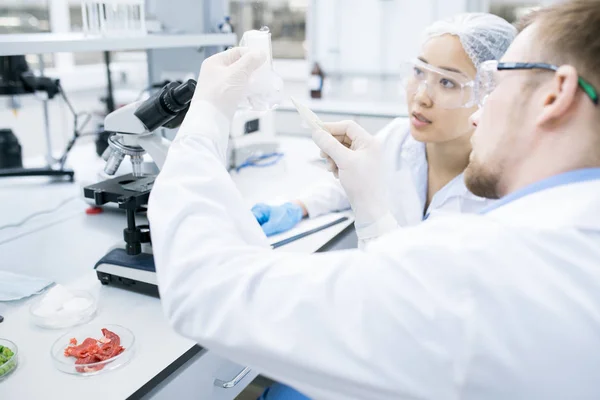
[0,134,354,399]
[275,95,407,137]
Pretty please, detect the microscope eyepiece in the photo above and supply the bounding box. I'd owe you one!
[171,80,196,107]
[134,79,196,132]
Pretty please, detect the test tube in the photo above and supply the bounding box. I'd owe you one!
[88,1,98,34]
[98,1,107,35]
[139,1,146,35]
[124,3,130,33]
[109,1,117,35]
[120,2,127,33]
[107,2,116,34]
[131,4,141,32]
[81,0,89,34]
[110,2,117,33]
[95,2,101,34]
[115,3,123,33]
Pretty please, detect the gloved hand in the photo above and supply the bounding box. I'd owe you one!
[312,121,392,229]
[319,140,350,179]
[251,202,304,237]
[192,47,267,120]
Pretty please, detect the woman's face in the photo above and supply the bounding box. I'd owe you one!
[406,34,478,144]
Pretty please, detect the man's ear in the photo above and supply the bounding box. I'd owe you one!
[536,65,580,129]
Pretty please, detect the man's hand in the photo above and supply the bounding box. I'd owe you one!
[317,125,352,178]
[312,121,389,227]
[192,47,267,120]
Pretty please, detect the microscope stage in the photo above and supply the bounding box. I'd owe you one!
[83,173,155,208]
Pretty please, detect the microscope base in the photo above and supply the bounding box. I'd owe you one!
[95,248,159,297]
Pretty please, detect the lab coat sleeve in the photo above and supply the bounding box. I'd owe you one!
[149,103,482,400]
[354,211,399,250]
[296,177,351,218]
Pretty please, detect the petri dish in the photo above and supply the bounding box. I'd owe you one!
[51,324,135,376]
[30,290,97,329]
[0,339,18,381]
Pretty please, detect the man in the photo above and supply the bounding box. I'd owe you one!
[148,1,600,399]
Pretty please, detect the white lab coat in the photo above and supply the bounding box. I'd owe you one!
[298,118,492,232]
[148,102,600,400]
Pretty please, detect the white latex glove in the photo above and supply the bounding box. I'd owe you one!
[318,136,351,179]
[312,121,396,236]
[321,150,339,176]
[178,47,267,164]
[192,47,267,120]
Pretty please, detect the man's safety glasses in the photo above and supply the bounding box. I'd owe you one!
[477,60,599,107]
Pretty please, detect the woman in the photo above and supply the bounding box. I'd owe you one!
[253,12,516,399]
[252,13,516,242]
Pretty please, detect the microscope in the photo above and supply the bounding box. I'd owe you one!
[85,27,283,296]
[83,80,196,296]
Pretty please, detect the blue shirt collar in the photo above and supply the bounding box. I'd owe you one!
[481,168,600,214]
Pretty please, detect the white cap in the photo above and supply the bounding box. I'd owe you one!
[423,13,517,68]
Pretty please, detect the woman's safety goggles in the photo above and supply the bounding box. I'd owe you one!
[400,59,477,109]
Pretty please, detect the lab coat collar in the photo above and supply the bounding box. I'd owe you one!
[399,133,487,215]
[399,133,427,208]
[484,168,600,230]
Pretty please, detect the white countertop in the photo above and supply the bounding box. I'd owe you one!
[0,32,237,56]
[0,135,353,399]
[277,96,407,119]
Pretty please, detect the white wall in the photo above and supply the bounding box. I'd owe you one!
[311,0,473,76]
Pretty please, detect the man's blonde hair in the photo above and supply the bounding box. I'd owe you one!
[517,0,600,101]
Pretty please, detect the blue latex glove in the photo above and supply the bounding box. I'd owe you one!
[251,202,303,237]
[258,383,311,400]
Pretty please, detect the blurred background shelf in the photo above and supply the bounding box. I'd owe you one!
[0,32,236,55]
